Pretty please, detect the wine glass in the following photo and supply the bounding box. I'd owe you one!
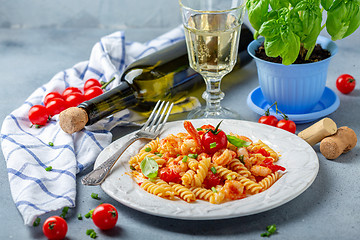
[179,0,245,119]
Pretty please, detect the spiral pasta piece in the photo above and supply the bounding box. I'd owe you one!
[187,158,199,171]
[237,176,262,194]
[181,169,196,187]
[213,165,240,181]
[170,183,196,202]
[140,179,170,198]
[190,187,214,202]
[259,172,282,190]
[227,158,252,178]
[193,157,211,187]
[140,138,160,153]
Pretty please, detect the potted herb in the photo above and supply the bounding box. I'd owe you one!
[245,0,360,114]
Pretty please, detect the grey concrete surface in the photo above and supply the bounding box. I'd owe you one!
[0,1,359,239]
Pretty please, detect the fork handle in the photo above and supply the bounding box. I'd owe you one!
[81,136,138,186]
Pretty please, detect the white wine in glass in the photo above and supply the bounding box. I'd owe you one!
[179,0,245,119]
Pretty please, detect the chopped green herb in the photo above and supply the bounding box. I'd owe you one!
[84,209,94,219]
[86,229,95,235]
[210,166,217,174]
[261,224,277,237]
[210,142,217,149]
[227,175,232,180]
[182,155,188,163]
[211,187,217,193]
[140,156,159,179]
[78,213,83,220]
[91,193,100,200]
[45,166,52,171]
[196,127,203,131]
[130,165,136,170]
[33,217,41,227]
[48,142,54,146]
[60,206,69,218]
[177,154,180,157]
[156,153,163,157]
[144,147,151,152]
[227,135,251,148]
[188,153,198,159]
[239,155,244,164]
[90,231,97,239]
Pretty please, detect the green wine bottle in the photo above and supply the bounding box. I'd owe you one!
[59,25,253,134]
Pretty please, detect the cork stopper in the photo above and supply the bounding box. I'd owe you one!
[59,107,88,134]
[298,118,337,146]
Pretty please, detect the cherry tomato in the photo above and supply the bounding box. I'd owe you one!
[336,74,356,94]
[258,115,278,126]
[159,166,182,183]
[92,203,118,230]
[84,86,104,100]
[44,92,63,106]
[84,78,102,91]
[65,92,85,107]
[276,119,296,134]
[45,98,68,116]
[42,216,68,240]
[28,105,49,126]
[203,170,222,189]
[201,127,228,155]
[62,87,82,98]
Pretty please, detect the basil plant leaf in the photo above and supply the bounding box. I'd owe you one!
[246,0,271,31]
[321,0,334,10]
[140,156,159,179]
[280,29,301,65]
[226,135,251,148]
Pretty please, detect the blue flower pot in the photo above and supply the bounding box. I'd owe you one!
[247,36,338,114]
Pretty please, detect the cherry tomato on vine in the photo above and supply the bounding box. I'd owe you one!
[336,74,356,94]
[84,86,104,100]
[62,87,82,98]
[65,92,85,107]
[201,121,228,155]
[276,119,296,134]
[92,203,118,230]
[44,92,63,106]
[159,166,182,184]
[258,115,278,126]
[28,105,49,126]
[42,216,68,240]
[84,78,102,91]
[45,98,68,116]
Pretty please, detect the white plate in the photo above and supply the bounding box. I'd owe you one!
[95,119,319,220]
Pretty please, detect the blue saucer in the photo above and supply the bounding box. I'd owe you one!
[247,86,340,124]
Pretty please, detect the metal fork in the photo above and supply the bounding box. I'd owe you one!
[81,100,174,186]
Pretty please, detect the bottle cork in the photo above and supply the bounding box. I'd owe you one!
[59,107,88,134]
[298,118,337,146]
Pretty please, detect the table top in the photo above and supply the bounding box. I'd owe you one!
[1,2,359,239]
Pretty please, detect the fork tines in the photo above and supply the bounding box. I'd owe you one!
[141,100,174,134]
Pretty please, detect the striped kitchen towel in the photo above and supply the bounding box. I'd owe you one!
[0,26,185,225]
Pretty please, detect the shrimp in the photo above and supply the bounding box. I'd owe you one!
[237,147,251,169]
[180,138,201,155]
[212,149,236,166]
[250,165,272,177]
[222,180,246,200]
[183,121,202,147]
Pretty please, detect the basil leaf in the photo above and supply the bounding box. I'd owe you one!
[246,0,271,31]
[140,156,158,179]
[226,135,251,148]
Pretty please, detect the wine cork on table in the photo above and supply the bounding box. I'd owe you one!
[298,118,337,146]
[59,107,88,134]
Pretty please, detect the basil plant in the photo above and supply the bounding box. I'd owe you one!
[246,0,360,65]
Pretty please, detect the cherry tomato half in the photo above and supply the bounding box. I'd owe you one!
[84,86,104,100]
[159,166,182,184]
[28,105,49,126]
[62,87,82,98]
[258,115,278,126]
[44,92,63,106]
[45,98,68,116]
[201,128,228,155]
[276,119,296,134]
[84,78,102,91]
[42,216,68,240]
[92,203,118,230]
[336,74,356,94]
[65,92,85,107]
[202,170,222,189]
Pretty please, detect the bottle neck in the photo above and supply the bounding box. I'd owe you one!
[78,81,138,125]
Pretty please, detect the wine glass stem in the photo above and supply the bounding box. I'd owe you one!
[202,76,225,111]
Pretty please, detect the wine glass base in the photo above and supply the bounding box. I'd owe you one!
[187,106,241,120]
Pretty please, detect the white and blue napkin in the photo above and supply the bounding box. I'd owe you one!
[0,26,185,226]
